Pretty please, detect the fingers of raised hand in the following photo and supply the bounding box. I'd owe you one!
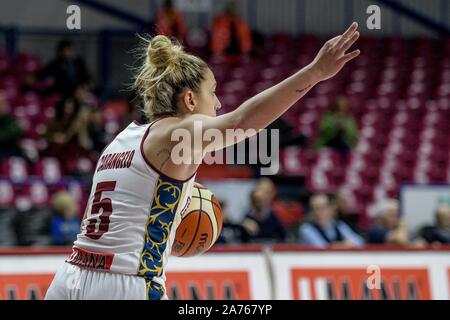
[334,22,359,54]
[342,22,359,38]
[338,49,361,64]
[338,31,360,55]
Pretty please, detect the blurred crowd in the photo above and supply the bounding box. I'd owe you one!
[1,175,448,247]
[0,190,81,246]
[0,0,449,248]
[216,177,450,247]
[0,0,359,169]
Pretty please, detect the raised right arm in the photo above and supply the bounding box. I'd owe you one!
[168,22,361,153]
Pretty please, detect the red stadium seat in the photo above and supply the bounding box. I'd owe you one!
[15,52,43,74]
[34,158,63,183]
[0,180,14,207]
[29,181,50,207]
[1,157,29,182]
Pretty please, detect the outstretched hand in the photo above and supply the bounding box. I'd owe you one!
[309,22,360,82]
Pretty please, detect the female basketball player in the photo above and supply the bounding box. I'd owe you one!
[45,22,360,300]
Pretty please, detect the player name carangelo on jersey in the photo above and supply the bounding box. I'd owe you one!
[68,120,196,300]
[96,149,135,172]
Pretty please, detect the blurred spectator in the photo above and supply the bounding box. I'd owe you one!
[156,0,188,44]
[50,191,81,246]
[0,93,23,159]
[417,204,450,245]
[240,187,286,243]
[299,193,364,248]
[0,208,15,246]
[87,108,108,154]
[41,40,91,96]
[262,117,308,159]
[44,96,91,167]
[73,82,107,153]
[334,188,363,235]
[210,1,252,57]
[13,185,53,246]
[124,96,146,126]
[267,117,308,148]
[249,118,307,175]
[215,200,245,244]
[315,96,358,156]
[367,199,409,245]
[252,177,303,240]
[255,177,276,202]
[0,181,16,246]
[74,82,97,112]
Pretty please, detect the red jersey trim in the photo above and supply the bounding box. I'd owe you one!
[66,246,114,271]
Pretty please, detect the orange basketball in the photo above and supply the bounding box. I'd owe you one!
[171,183,222,257]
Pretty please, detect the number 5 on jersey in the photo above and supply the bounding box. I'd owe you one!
[85,181,116,240]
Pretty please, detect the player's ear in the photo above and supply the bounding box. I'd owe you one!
[182,89,196,113]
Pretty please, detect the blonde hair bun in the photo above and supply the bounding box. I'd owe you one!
[147,35,182,69]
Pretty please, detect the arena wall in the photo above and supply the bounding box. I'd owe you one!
[0,246,448,300]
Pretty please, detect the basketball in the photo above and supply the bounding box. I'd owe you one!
[171,183,223,257]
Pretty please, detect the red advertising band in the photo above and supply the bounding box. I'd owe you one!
[66,246,114,271]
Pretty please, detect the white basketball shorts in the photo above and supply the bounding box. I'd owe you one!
[45,262,150,300]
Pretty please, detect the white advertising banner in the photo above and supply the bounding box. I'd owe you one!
[0,248,449,300]
[0,251,271,300]
[271,250,450,300]
[168,253,271,300]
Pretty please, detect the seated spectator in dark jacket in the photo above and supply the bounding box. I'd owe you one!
[299,193,364,248]
[334,188,363,236]
[41,40,90,96]
[240,188,286,243]
[50,191,81,246]
[215,200,246,244]
[0,93,23,159]
[418,204,450,245]
[367,199,409,245]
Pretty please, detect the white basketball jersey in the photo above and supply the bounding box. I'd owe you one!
[68,120,195,300]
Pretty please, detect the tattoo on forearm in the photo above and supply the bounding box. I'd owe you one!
[296,85,312,94]
[157,149,171,170]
